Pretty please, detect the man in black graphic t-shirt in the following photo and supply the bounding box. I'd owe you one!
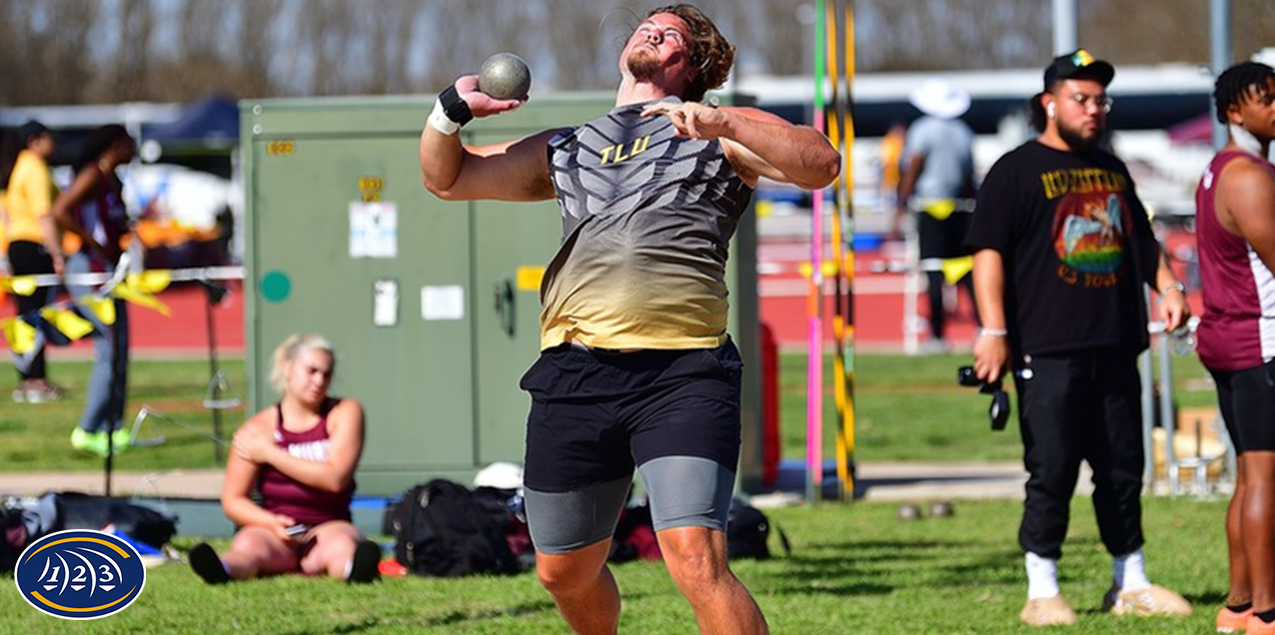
[966,49,1191,627]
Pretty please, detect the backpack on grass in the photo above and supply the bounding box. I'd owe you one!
[392,479,519,577]
[727,502,790,560]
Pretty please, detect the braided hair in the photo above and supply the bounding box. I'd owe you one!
[1213,61,1275,124]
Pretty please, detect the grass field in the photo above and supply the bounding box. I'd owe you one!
[781,351,1216,463]
[0,359,247,473]
[0,352,1218,472]
[0,497,1232,634]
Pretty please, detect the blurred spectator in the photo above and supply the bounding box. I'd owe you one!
[188,334,380,584]
[2,121,65,403]
[878,121,906,209]
[50,125,135,456]
[894,79,978,351]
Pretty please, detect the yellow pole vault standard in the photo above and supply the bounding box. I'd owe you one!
[826,0,857,501]
[825,0,847,499]
[842,1,857,502]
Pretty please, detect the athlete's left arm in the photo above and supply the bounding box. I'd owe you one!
[640,102,840,189]
[1223,159,1275,274]
[234,399,366,494]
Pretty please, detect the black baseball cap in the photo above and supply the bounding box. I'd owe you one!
[1043,49,1114,90]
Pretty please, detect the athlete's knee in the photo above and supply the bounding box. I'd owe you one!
[230,526,277,554]
[660,527,731,589]
[536,551,606,595]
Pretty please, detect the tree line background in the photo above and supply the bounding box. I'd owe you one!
[0,0,1271,106]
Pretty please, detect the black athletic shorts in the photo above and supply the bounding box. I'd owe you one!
[1210,359,1275,454]
[519,337,743,493]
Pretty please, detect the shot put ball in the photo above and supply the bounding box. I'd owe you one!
[478,53,532,100]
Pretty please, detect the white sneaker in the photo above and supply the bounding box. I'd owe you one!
[1020,595,1077,626]
[1102,584,1193,617]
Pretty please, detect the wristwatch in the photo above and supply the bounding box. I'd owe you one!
[1161,281,1186,295]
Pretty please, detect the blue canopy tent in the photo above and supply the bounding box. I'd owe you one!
[141,95,238,157]
[137,95,238,179]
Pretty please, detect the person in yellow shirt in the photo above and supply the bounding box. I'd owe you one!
[2,121,63,403]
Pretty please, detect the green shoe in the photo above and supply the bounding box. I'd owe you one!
[110,428,131,452]
[71,428,110,457]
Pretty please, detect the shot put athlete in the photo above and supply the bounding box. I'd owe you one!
[419,5,839,634]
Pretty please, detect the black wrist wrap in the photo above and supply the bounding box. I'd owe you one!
[440,85,474,127]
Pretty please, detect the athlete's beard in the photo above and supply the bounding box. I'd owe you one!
[625,47,661,81]
[1058,120,1102,153]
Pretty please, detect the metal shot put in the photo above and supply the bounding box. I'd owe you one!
[478,53,532,101]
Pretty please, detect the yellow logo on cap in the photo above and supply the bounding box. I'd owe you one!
[1073,50,1095,67]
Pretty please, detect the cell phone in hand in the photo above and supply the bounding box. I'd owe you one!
[284,524,310,537]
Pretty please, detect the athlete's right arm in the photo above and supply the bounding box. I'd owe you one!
[221,413,295,540]
[1221,158,1275,274]
[972,248,1010,384]
[419,75,557,202]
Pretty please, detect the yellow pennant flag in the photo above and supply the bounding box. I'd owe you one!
[1,317,37,354]
[40,308,95,340]
[112,283,171,316]
[8,275,38,297]
[942,256,975,286]
[922,199,958,221]
[79,296,117,326]
[126,270,172,294]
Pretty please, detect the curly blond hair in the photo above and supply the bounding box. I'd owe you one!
[270,333,335,395]
[647,4,735,103]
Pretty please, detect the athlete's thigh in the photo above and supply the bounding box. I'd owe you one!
[230,526,299,574]
[639,455,735,533]
[524,476,632,555]
[628,343,743,475]
[1230,360,1275,452]
[298,521,360,574]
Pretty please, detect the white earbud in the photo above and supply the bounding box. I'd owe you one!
[1046,102,1056,118]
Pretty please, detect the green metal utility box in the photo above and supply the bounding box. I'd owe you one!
[240,93,761,496]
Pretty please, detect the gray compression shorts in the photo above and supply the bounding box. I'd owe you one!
[524,456,735,555]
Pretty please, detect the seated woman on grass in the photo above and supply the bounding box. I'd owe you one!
[190,333,379,584]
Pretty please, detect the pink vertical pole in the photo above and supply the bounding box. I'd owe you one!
[806,0,827,505]
[806,111,825,504]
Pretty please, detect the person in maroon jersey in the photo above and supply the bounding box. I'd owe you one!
[1196,61,1275,635]
[188,334,380,584]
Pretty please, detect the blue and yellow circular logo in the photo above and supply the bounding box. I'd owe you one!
[14,529,146,620]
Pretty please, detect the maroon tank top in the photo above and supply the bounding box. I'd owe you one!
[1196,150,1275,371]
[257,399,354,526]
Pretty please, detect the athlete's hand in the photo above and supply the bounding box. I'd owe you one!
[1159,287,1189,333]
[232,426,275,464]
[454,75,525,118]
[641,102,733,139]
[973,333,1010,384]
[270,514,298,543]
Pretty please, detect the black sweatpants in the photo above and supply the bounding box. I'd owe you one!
[918,211,975,340]
[1013,347,1145,560]
[7,240,55,381]
[924,271,976,341]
